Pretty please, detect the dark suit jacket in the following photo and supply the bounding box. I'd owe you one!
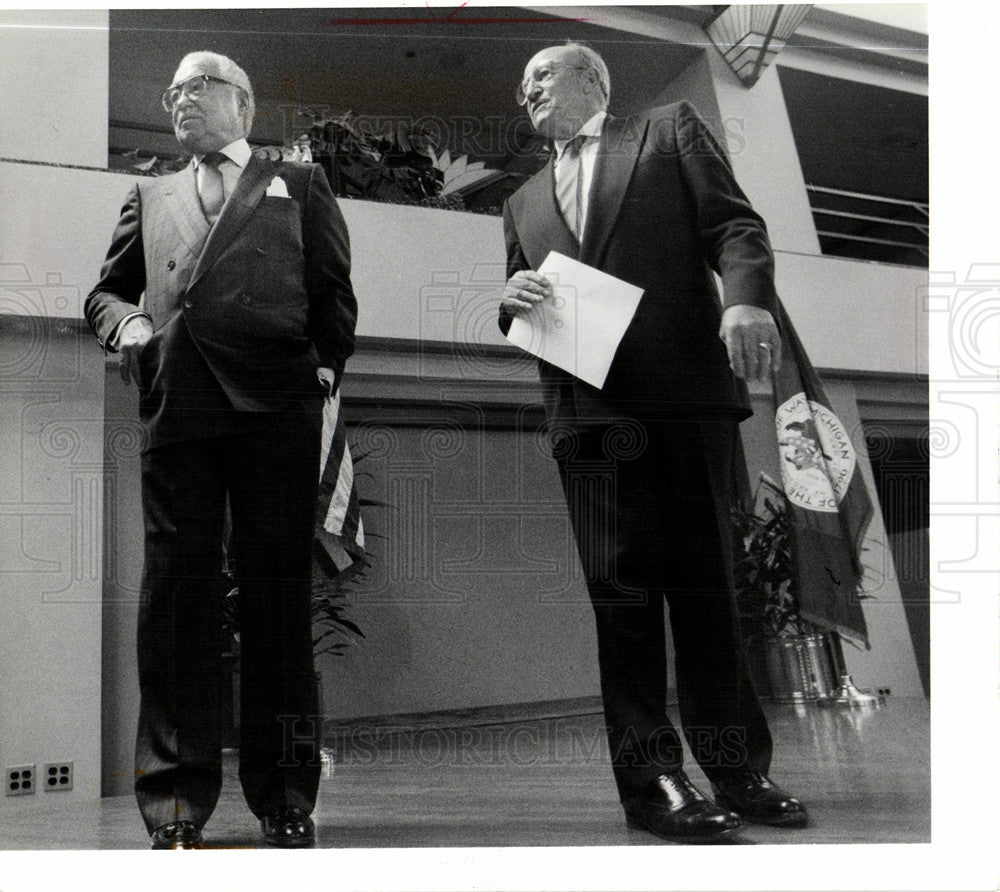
[501,102,779,424]
[86,148,357,446]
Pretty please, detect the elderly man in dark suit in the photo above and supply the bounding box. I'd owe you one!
[500,42,807,842]
[86,51,357,849]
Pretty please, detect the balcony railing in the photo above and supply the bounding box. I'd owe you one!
[806,184,928,268]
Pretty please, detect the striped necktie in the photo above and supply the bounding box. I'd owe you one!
[197,152,226,225]
[555,135,587,240]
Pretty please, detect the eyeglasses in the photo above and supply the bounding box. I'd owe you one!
[516,64,591,106]
[162,74,239,112]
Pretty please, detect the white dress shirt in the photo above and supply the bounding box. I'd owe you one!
[552,110,607,242]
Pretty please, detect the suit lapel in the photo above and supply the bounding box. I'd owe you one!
[515,159,580,268]
[188,150,279,291]
[579,115,648,267]
[159,163,211,258]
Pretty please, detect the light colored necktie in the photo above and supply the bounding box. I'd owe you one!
[555,135,587,240]
[197,152,225,225]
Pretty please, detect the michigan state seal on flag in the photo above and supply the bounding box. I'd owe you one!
[775,394,856,513]
[771,301,873,648]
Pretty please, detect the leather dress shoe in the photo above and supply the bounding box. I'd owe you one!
[623,770,743,843]
[260,807,315,848]
[711,771,808,827]
[151,820,203,850]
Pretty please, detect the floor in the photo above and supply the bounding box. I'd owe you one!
[0,697,929,850]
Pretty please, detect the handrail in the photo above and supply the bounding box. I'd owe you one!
[807,183,928,265]
[806,183,928,215]
[812,207,928,236]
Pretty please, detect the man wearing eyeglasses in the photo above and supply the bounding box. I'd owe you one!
[499,43,806,843]
[85,51,357,849]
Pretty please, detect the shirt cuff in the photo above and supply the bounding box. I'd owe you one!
[107,312,152,352]
[317,367,337,397]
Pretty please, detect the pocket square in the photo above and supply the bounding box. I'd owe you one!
[266,176,290,198]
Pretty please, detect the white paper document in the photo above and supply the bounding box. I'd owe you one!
[506,251,644,389]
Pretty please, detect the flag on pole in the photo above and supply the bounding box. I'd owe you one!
[770,300,873,648]
[315,387,366,578]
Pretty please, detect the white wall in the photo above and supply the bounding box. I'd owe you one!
[0,8,109,812]
[704,51,822,255]
[1,161,928,377]
[0,10,109,167]
[0,323,105,807]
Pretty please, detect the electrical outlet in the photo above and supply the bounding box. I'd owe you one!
[42,762,73,792]
[6,765,36,796]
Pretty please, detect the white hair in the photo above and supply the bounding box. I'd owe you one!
[564,42,611,107]
[175,51,255,135]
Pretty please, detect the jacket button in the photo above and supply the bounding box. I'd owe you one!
[167,260,176,270]
[183,300,193,309]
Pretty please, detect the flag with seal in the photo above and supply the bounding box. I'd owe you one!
[770,300,872,648]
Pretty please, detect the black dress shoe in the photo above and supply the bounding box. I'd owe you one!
[260,807,316,848]
[151,820,203,850]
[623,770,743,843]
[711,772,809,827]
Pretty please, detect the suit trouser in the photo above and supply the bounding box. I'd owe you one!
[134,412,322,832]
[555,419,772,802]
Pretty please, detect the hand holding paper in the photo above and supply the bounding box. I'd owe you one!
[502,269,553,314]
[505,252,644,389]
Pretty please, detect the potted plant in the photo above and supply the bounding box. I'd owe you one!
[732,475,838,702]
[284,109,521,212]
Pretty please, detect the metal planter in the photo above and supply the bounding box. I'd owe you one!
[762,633,838,702]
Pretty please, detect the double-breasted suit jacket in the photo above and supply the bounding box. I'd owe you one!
[501,101,778,426]
[86,148,357,446]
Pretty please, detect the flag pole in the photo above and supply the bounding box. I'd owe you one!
[819,631,883,708]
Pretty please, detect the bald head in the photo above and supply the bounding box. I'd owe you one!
[521,43,610,140]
